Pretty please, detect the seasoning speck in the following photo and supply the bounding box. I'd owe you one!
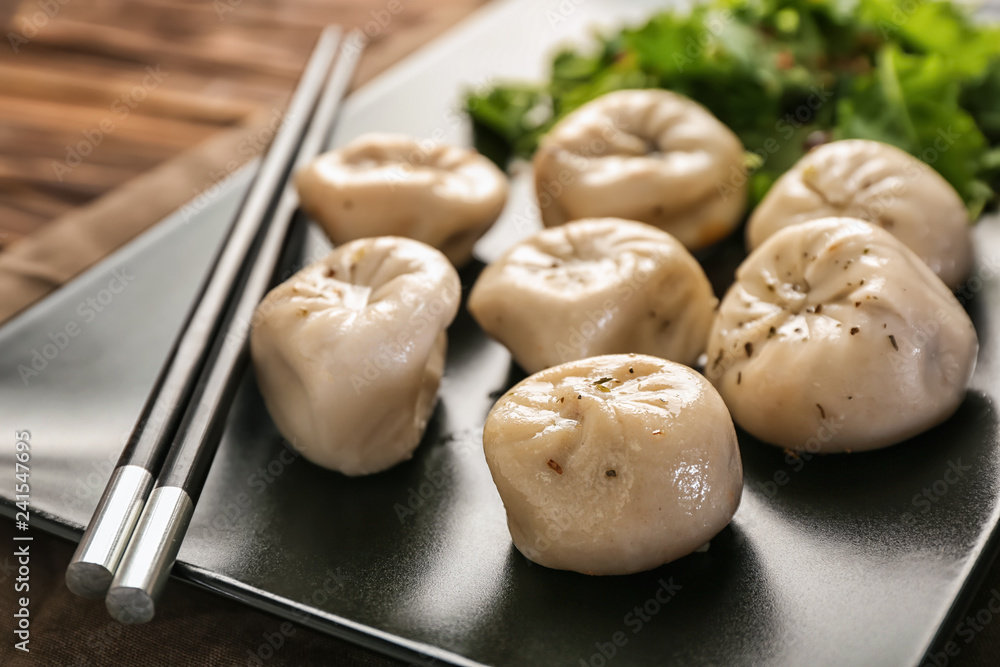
[737,371,742,385]
[629,367,634,374]
[768,326,776,338]
[745,342,754,357]
[850,327,860,335]
[547,460,563,474]
[605,469,617,478]
[855,301,862,308]
[817,403,826,419]
[889,334,898,351]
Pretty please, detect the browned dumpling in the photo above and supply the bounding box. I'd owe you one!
[484,353,743,575]
[468,218,717,373]
[533,89,747,250]
[746,139,972,288]
[708,217,978,452]
[251,237,460,475]
[297,133,508,266]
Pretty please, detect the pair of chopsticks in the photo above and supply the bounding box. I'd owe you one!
[65,26,362,624]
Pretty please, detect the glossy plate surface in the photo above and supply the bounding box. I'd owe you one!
[3,0,1000,664]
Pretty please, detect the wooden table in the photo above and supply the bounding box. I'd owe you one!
[0,0,487,321]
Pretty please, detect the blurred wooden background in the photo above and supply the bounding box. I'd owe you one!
[0,0,487,252]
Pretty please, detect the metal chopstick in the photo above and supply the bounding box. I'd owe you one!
[65,26,344,599]
[104,30,363,625]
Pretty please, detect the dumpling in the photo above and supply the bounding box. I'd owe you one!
[468,218,717,374]
[250,237,460,475]
[296,133,508,266]
[483,353,742,575]
[746,139,973,288]
[532,89,747,251]
[707,217,978,452]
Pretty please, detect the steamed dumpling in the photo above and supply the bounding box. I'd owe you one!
[296,133,508,266]
[468,218,717,374]
[483,353,742,575]
[746,139,973,288]
[533,89,747,250]
[250,237,460,475]
[707,217,978,452]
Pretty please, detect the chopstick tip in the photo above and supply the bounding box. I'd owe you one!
[66,562,114,599]
[106,586,157,625]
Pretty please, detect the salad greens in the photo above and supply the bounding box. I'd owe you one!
[465,0,1000,215]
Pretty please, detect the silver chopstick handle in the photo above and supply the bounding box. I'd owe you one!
[66,465,154,598]
[105,486,194,624]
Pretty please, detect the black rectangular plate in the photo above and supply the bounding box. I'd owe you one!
[3,1,1000,665]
